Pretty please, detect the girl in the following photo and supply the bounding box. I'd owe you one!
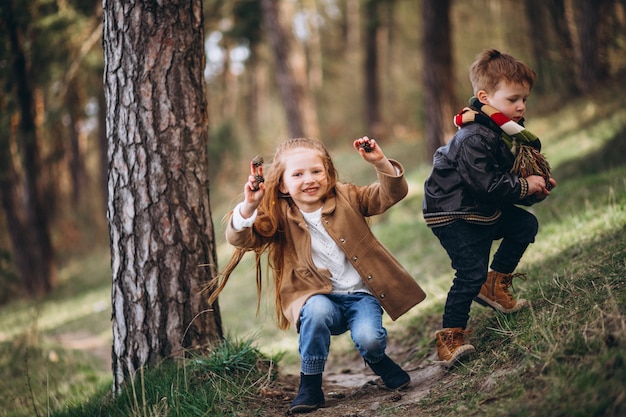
[209,137,425,413]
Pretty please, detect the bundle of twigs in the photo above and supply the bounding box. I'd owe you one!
[511,143,552,190]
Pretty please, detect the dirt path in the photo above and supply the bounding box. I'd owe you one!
[52,331,112,371]
[259,350,451,416]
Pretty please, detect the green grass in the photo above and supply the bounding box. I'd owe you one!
[1,80,626,416]
[50,338,279,417]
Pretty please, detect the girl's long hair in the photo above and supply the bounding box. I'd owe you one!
[207,138,338,329]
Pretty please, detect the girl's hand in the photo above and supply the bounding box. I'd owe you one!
[240,160,265,218]
[354,136,384,162]
[354,136,395,175]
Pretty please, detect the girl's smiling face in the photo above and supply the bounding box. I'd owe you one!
[279,148,329,212]
[478,81,531,123]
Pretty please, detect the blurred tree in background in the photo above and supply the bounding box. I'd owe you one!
[422,0,455,158]
[0,0,103,297]
[0,0,625,386]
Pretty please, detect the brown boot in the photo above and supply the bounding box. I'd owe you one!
[435,327,475,368]
[476,271,528,313]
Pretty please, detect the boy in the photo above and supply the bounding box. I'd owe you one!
[422,49,556,366]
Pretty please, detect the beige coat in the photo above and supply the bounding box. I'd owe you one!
[226,160,426,328]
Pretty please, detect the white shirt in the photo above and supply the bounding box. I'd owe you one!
[231,202,370,294]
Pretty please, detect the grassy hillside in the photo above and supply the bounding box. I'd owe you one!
[1,79,625,416]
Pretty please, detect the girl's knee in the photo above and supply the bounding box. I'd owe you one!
[302,295,334,316]
[300,295,335,328]
[352,327,386,354]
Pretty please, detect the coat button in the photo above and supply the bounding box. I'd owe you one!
[340,238,345,243]
[380,293,385,298]
[352,255,358,261]
[367,275,372,280]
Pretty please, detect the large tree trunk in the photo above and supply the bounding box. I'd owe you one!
[103,0,223,392]
[422,0,457,159]
[0,0,56,297]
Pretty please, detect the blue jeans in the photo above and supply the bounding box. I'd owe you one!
[298,293,387,375]
[432,205,538,329]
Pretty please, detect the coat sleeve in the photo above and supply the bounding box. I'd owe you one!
[355,159,409,216]
[225,213,271,249]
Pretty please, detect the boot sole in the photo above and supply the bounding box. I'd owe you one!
[474,295,527,313]
[436,344,476,368]
[382,378,411,391]
[289,401,325,413]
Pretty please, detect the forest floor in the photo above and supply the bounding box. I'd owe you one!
[56,327,453,416]
[257,351,449,417]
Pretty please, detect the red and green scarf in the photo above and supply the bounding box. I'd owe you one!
[454,97,551,185]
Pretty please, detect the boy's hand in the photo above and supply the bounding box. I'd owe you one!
[526,175,556,200]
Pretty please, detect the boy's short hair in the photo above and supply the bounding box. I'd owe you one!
[469,49,537,94]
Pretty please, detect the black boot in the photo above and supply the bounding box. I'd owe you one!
[289,373,325,413]
[367,354,411,390]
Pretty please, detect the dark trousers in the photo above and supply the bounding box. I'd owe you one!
[432,205,538,329]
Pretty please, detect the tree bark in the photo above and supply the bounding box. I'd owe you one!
[422,0,457,159]
[103,0,223,392]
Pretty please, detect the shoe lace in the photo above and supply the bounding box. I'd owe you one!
[440,328,471,350]
[500,272,527,293]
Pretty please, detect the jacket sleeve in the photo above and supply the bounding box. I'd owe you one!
[225,212,272,250]
[355,159,409,216]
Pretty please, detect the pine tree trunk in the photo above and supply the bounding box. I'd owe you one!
[103,0,223,392]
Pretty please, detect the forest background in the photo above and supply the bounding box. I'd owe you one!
[0,0,625,415]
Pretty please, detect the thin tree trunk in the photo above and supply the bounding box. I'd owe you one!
[245,48,261,145]
[261,0,317,138]
[363,0,383,137]
[0,0,55,296]
[575,0,610,92]
[66,81,85,206]
[303,0,323,89]
[545,0,579,94]
[422,0,456,159]
[282,0,319,139]
[103,0,223,392]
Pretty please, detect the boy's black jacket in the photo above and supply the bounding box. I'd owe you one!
[423,122,537,220]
